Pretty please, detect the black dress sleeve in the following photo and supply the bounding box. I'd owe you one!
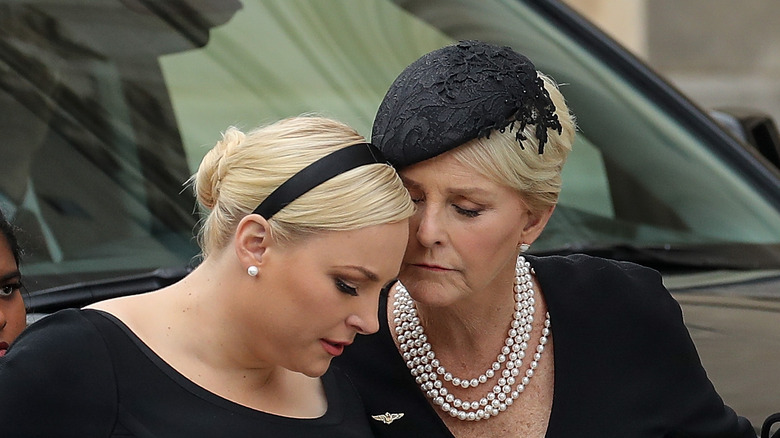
[0,309,117,437]
[534,255,756,438]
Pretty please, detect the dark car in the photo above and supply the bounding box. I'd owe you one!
[1,0,778,432]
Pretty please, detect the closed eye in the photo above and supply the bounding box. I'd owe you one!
[335,278,358,297]
[453,204,482,217]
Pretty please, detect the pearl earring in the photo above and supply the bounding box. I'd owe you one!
[519,243,530,253]
[247,265,259,277]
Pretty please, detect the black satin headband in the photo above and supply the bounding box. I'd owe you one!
[252,143,385,219]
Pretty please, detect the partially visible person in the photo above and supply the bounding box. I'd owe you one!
[0,116,414,437]
[0,209,25,358]
[335,41,757,437]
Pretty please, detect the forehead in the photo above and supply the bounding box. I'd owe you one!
[0,234,18,273]
[400,152,502,193]
[283,223,407,269]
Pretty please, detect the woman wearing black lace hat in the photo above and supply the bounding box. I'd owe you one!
[334,41,756,438]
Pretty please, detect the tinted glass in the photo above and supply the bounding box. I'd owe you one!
[2,0,779,294]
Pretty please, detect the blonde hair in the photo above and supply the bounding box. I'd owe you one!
[450,73,576,214]
[193,116,415,257]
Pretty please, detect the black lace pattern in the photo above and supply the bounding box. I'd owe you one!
[372,40,562,168]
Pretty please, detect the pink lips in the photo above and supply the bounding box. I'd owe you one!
[320,339,351,357]
[413,263,452,272]
[0,341,9,357]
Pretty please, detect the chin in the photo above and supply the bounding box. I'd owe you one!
[298,365,330,378]
[292,357,332,378]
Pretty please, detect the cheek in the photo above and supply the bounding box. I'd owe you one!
[3,296,27,337]
[460,223,521,261]
[283,278,344,328]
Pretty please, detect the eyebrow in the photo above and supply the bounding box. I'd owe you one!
[340,265,378,282]
[0,270,21,282]
[402,177,494,198]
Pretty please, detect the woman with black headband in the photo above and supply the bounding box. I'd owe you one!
[0,116,414,437]
[334,41,756,437]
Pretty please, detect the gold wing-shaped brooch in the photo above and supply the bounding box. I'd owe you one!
[371,412,405,424]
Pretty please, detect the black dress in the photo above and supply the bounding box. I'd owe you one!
[334,254,756,437]
[0,309,374,438]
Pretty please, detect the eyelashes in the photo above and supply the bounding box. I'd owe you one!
[409,195,483,218]
[0,282,22,297]
[453,205,482,217]
[336,279,399,297]
[335,279,358,296]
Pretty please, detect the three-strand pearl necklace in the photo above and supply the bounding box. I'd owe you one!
[392,255,550,422]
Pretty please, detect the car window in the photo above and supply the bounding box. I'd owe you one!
[2,0,779,294]
[0,1,206,290]
[161,0,780,253]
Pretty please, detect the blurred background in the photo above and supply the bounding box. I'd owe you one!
[564,0,780,125]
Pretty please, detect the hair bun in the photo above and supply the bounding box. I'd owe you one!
[196,126,246,210]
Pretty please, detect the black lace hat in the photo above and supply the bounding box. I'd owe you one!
[372,40,562,168]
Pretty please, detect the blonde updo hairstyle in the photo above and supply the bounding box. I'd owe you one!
[194,116,415,257]
[450,73,576,215]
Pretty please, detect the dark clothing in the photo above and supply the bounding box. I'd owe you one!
[335,254,756,437]
[0,309,373,438]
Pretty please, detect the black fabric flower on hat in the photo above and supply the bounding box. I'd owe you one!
[372,40,562,168]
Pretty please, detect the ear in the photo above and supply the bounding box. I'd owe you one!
[234,214,273,270]
[518,205,555,247]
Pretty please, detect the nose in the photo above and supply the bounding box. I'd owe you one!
[414,204,445,248]
[347,297,381,335]
[0,307,7,331]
